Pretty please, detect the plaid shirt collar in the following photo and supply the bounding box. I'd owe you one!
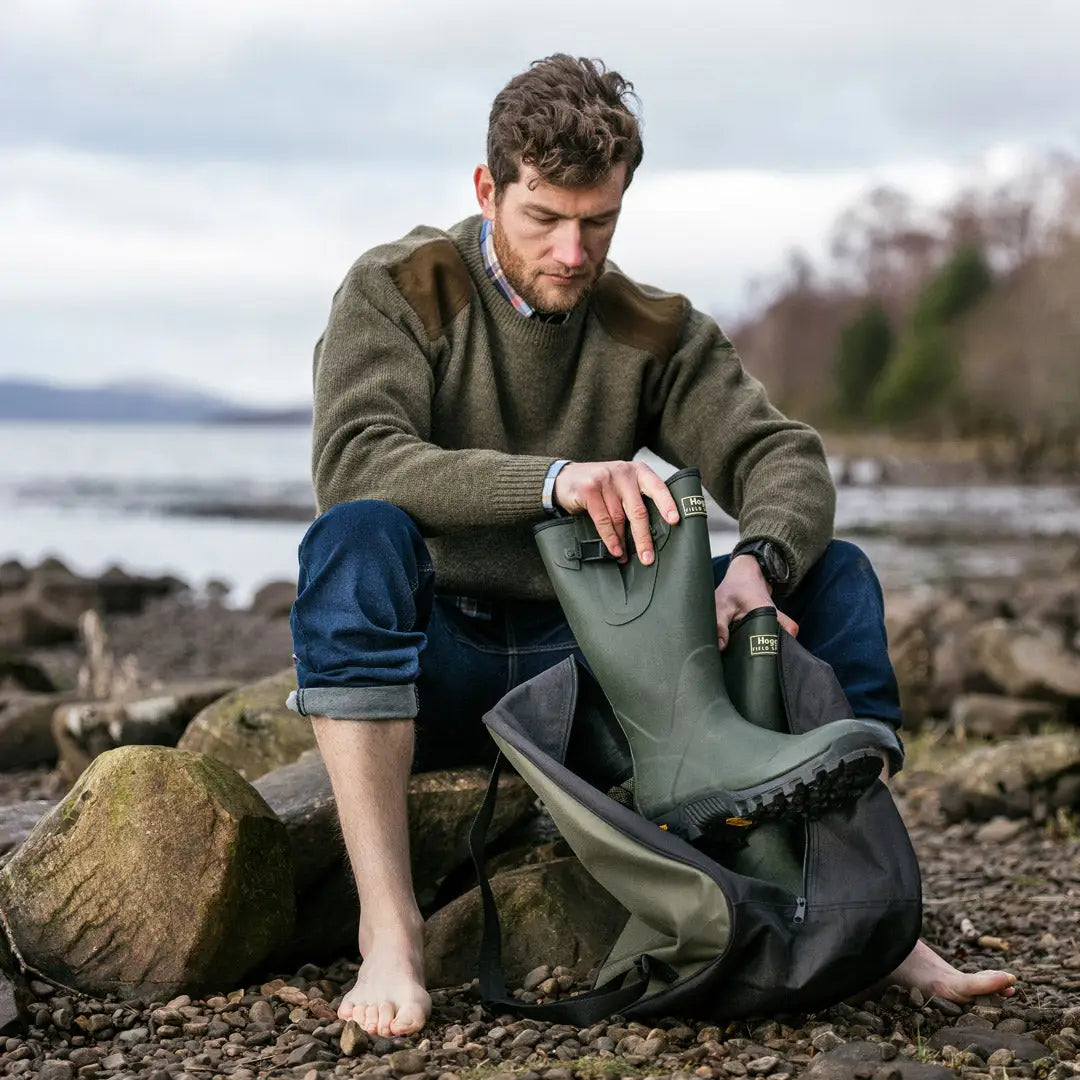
[480,218,570,325]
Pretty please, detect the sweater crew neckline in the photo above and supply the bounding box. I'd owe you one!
[453,216,589,348]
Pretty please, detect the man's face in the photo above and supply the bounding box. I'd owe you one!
[474,162,626,314]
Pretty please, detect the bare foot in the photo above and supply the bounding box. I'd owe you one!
[338,920,431,1037]
[888,938,1017,1003]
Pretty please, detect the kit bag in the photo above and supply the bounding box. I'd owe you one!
[469,632,922,1024]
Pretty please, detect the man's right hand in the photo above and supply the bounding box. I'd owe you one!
[553,460,680,565]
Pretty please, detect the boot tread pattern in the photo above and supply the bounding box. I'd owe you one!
[681,750,884,832]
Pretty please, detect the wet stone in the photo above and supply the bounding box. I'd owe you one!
[39,1063,75,1080]
[388,1050,429,1075]
[286,1041,321,1065]
[521,966,551,992]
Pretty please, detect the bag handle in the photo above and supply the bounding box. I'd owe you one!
[468,753,666,1024]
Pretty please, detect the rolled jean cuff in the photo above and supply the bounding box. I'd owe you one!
[285,683,419,720]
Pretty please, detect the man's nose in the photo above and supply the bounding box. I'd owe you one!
[552,222,585,268]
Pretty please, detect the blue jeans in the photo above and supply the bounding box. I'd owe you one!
[288,500,901,771]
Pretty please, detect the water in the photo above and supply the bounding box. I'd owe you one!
[1,422,1078,604]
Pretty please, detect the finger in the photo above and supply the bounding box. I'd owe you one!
[615,475,655,565]
[601,485,629,564]
[714,597,736,651]
[778,612,799,638]
[585,489,623,559]
[636,465,681,524]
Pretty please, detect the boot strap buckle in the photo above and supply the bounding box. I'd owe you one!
[565,538,615,562]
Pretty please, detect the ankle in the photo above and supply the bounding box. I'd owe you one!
[358,908,425,954]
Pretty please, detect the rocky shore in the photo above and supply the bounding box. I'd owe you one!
[2,553,1080,1080]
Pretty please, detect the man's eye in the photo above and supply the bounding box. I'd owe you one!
[532,215,558,225]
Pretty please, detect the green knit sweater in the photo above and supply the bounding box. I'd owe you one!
[311,215,835,600]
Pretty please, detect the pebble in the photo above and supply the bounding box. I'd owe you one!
[1,772,1078,1080]
[286,1041,321,1065]
[38,1063,75,1080]
[389,1049,429,1075]
[522,965,551,992]
[747,1055,781,1074]
[339,1019,368,1056]
[811,1030,845,1052]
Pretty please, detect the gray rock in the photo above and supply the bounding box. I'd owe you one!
[178,669,312,780]
[0,655,55,693]
[968,618,1080,701]
[0,693,79,768]
[807,1041,954,1080]
[0,590,78,650]
[286,1041,321,1065]
[38,1062,75,1080]
[0,744,294,998]
[0,560,30,594]
[950,693,1063,739]
[423,857,627,989]
[885,596,934,731]
[974,816,1030,843]
[939,731,1080,821]
[926,1026,1048,1061]
[249,581,296,619]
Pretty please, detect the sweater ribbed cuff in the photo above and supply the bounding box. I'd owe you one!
[736,523,828,597]
[492,457,560,524]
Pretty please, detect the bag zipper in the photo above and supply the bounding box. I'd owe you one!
[777,632,809,927]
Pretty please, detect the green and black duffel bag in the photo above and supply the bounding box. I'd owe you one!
[469,617,922,1024]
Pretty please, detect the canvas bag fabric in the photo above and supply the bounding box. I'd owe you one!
[469,630,923,1023]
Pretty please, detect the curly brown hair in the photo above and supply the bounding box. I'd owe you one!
[487,54,643,197]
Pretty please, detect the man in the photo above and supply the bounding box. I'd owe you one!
[289,55,1015,1038]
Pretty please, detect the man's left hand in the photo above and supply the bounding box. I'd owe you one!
[715,554,799,650]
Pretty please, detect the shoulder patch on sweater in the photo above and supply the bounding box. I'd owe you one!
[592,271,688,360]
[387,238,472,341]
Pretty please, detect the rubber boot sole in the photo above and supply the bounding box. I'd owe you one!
[667,746,886,836]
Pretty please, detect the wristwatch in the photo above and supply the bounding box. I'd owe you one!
[731,539,791,587]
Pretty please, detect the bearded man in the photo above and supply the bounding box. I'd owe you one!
[288,54,1015,1037]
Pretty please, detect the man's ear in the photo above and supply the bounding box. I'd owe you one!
[473,165,496,219]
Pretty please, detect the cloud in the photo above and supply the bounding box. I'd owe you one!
[2,0,1077,169]
[1,0,1076,401]
[0,143,980,403]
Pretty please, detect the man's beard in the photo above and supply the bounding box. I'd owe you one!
[492,219,596,315]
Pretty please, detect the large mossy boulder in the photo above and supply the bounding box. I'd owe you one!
[178,668,313,780]
[423,857,627,989]
[939,731,1080,822]
[0,745,294,999]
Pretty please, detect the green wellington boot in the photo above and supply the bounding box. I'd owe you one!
[534,467,902,838]
[721,606,804,893]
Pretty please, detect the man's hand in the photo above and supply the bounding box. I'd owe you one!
[715,554,799,650]
[553,460,680,565]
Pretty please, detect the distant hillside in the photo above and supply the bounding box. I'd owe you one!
[0,379,311,424]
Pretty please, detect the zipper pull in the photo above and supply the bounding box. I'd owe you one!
[793,896,807,924]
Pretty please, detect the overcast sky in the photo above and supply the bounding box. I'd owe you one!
[2,0,1077,406]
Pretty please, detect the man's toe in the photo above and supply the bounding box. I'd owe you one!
[360,1003,379,1034]
[390,1001,427,1035]
[376,1000,396,1036]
